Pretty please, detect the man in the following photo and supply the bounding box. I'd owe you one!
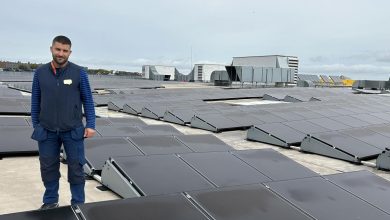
[31,35,96,209]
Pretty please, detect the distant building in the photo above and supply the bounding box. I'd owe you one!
[142,65,176,80]
[193,64,227,82]
[232,55,299,83]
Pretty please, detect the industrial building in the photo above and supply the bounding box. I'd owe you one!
[142,65,176,81]
[192,64,227,82]
[232,55,299,83]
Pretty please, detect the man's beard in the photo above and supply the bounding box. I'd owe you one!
[52,55,68,66]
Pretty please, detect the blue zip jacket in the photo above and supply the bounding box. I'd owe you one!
[31,61,95,131]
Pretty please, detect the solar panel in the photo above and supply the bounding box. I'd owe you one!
[0,117,29,126]
[222,112,265,127]
[106,155,214,196]
[163,109,195,125]
[251,112,285,123]
[369,112,390,122]
[307,118,352,131]
[88,118,112,126]
[84,137,143,171]
[349,114,385,125]
[136,125,183,135]
[128,135,192,155]
[326,170,390,214]
[367,124,390,138]
[140,106,167,119]
[107,99,128,111]
[107,117,147,126]
[282,120,329,134]
[301,131,382,162]
[232,149,318,181]
[263,93,285,101]
[0,99,29,114]
[340,128,390,150]
[175,134,233,152]
[188,184,313,220]
[294,110,325,119]
[78,194,209,220]
[326,107,353,116]
[191,114,245,132]
[267,176,390,220]
[0,207,78,220]
[122,102,145,115]
[270,111,306,121]
[329,115,371,128]
[180,152,270,187]
[247,123,306,147]
[309,108,342,117]
[0,126,37,157]
[96,125,143,137]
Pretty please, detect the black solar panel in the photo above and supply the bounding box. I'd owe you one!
[283,120,329,134]
[128,135,192,155]
[191,114,245,132]
[0,99,29,114]
[188,184,313,220]
[0,207,78,220]
[78,194,209,220]
[84,137,143,170]
[330,115,371,128]
[0,126,37,156]
[249,123,306,145]
[307,118,352,130]
[88,118,112,126]
[141,106,167,119]
[232,149,318,181]
[96,125,143,137]
[163,109,195,125]
[294,110,325,119]
[0,117,29,126]
[179,152,271,187]
[367,124,390,138]
[326,171,390,214]
[271,111,306,121]
[111,155,214,196]
[267,177,390,220]
[340,128,390,150]
[175,134,233,152]
[369,112,390,122]
[136,125,182,135]
[305,131,382,160]
[222,112,264,127]
[107,117,147,126]
[349,114,385,125]
[251,112,285,123]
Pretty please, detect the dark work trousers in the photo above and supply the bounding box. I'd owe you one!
[32,125,86,205]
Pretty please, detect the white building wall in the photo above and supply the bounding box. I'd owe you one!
[142,65,150,79]
[154,66,175,80]
[233,56,277,67]
[142,65,176,80]
[194,64,226,82]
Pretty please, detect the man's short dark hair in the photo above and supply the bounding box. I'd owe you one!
[52,35,72,47]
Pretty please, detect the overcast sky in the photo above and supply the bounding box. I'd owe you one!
[1,0,389,79]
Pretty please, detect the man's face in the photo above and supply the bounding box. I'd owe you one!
[50,42,72,66]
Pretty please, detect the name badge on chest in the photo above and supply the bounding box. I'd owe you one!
[63,79,72,85]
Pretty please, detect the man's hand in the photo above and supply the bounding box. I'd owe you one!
[84,128,96,138]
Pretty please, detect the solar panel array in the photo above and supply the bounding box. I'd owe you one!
[94,86,390,166]
[2,76,390,219]
[3,155,390,219]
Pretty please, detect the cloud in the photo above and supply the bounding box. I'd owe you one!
[309,56,328,63]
